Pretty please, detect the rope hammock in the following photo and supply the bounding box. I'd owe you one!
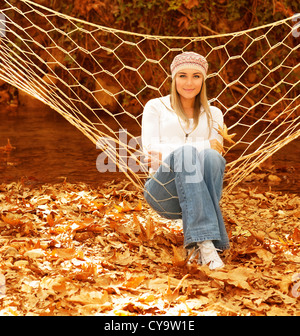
[0,0,299,193]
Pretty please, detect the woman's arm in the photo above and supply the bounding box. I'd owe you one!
[142,100,180,165]
[208,106,224,154]
[141,100,164,169]
[142,101,225,169]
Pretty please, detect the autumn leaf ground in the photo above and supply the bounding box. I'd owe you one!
[0,179,299,316]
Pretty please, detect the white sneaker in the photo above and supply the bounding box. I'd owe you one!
[198,240,224,270]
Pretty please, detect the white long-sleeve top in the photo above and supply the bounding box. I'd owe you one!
[141,95,223,172]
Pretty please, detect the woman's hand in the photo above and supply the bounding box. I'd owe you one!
[143,150,162,170]
[209,139,224,154]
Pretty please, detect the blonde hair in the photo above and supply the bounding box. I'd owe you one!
[170,75,212,135]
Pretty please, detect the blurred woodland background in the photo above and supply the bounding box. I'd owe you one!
[22,0,299,35]
[0,0,299,120]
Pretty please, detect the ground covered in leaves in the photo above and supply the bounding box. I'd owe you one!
[0,179,299,316]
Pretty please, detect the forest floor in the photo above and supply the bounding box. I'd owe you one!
[0,179,299,316]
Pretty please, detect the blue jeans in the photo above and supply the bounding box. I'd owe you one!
[144,146,230,251]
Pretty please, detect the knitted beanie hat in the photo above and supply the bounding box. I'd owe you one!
[170,52,208,79]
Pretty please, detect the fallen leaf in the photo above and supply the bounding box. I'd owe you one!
[292,227,300,242]
[115,200,132,212]
[254,247,273,264]
[115,200,142,212]
[136,215,156,241]
[249,229,265,244]
[133,200,142,211]
[268,175,282,183]
[215,124,236,144]
[113,309,136,316]
[68,290,109,305]
[50,248,82,260]
[0,273,6,298]
[207,267,255,290]
[24,248,45,259]
[171,245,187,267]
[1,213,23,226]
[164,274,189,303]
[123,275,145,289]
[40,276,67,295]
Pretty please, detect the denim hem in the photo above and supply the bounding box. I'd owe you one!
[184,244,230,252]
[213,243,230,251]
[184,238,230,251]
[184,235,221,246]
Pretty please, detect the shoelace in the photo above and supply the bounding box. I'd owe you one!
[199,241,224,270]
[186,241,224,270]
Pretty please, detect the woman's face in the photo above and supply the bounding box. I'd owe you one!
[175,68,203,101]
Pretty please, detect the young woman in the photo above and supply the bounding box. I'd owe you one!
[141,52,229,270]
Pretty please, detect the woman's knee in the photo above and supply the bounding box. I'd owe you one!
[171,145,198,170]
[203,148,226,171]
[143,187,181,219]
[167,146,225,177]
[173,145,197,157]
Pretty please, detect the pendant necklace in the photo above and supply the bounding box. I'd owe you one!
[178,117,194,143]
